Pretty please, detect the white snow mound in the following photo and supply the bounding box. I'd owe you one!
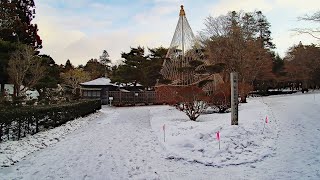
[150,99,278,167]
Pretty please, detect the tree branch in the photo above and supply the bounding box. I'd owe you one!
[293,28,320,40]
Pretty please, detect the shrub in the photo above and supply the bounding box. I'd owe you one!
[209,83,231,113]
[174,86,208,121]
[239,82,253,103]
[0,100,101,141]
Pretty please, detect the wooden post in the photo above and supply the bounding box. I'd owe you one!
[231,72,239,125]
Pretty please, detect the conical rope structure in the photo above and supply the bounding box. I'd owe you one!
[161,5,204,86]
[158,5,224,98]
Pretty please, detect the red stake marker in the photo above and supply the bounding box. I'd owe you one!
[216,131,220,150]
[262,116,268,134]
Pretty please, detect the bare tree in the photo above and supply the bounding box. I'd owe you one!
[294,11,320,40]
[7,45,45,97]
[61,69,90,94]
[199,15,230,41]
[201,11,274,102]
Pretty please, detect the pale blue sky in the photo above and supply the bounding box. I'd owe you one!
[34,0,319,65]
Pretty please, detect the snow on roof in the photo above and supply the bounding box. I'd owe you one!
[120,89,130,92]
[118,83,143,87]
[80,77,116,86]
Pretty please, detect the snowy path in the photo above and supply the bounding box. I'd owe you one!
[254,94,320,179]
[0,108,170,179]
[0,93,320,179]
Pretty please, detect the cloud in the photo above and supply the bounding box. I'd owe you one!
[33,0,319,66]
[275,0,320,13]
[274,31,318,56]
[35,0,181,65]
[59,30,132,65]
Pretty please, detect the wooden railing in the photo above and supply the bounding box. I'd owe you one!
[103,91,158,106]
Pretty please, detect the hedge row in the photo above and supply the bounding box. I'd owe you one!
[0,100,101,141]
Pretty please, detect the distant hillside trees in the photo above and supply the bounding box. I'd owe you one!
[284,43,320,89]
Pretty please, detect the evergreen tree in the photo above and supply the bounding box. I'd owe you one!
[35,55,61,89]
[84,58,105,79]
[64,59,74,72]
[99,50,111,76]
[272,53,284,75]
[255,11,275,49]
[99,50,111,66]
[111,46,168,88]
[0,0,42,49]
[120,46,146,86]
[34,55,62,100]
[145,47,168,87]
[0,40,19,94]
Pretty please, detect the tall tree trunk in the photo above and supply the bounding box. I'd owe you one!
[13,84,17,98]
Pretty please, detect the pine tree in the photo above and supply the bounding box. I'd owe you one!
[255,11,275,49]
[120,46,146,86]
[111,46,168,88]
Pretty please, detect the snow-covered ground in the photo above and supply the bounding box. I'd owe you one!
[150,98,276,167]
[0,92,320,179]
[0,112,103,167]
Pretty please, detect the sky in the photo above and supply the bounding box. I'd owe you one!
[33,0,320,66]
